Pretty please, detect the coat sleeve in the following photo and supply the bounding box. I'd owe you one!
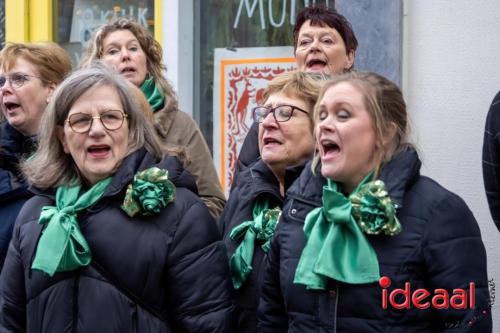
[0,222,27,332]
[257,226,288,333]
[422,192,492,332]
[165,198,233,332]
[482,90,500,232]
[167,111,226,221]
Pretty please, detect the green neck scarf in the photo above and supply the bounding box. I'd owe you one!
[229,198,281,289]
[31,178,112,277]
[294,173,401,289]
[140,75,165,112]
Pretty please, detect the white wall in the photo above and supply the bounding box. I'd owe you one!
[163,0,194,116]
[404,0,500,326]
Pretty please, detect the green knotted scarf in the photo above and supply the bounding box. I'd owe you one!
[229,198,281,289]
[31,177,112,277]
[294,173,401,289]
[140,75,165,112]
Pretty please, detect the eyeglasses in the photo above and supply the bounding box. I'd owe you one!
[0,73,48,89]
[65,110,128,133]
[252,104,309,123]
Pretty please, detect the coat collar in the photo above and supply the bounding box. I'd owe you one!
[104,148,197,198]
[287,148,421,208]
[379,148,421,208]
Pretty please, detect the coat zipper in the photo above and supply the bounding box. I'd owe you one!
[72,275,80,333]
[333,282,339,333]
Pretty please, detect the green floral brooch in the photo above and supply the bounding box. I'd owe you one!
[121,167,175,217]
[350,180,402,236]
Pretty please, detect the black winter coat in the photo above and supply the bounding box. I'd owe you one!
[482,90,500,232]
[0,148,233,333]
[258,150,492,333]
[0,122,36,270]
[221,159,303,333]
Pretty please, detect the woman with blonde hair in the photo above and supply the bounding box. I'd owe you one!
[80,18,225,219]
[0,63,232,332]
[259,72,491,332]
[221,71,326,332]
[0,42,71,270]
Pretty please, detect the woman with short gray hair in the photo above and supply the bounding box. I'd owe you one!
[0,63,233,332]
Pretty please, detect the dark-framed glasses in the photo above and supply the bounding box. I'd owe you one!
[252,104,309,123]
[0,73,48,89]
[65,110,128,134]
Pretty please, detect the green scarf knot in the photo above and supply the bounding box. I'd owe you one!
[121,167,175,217]
[140,75,165,112]
[229,199,281,289]
[31,177,112,277]
[294,173,401,289]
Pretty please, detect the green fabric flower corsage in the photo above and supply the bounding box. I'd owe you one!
[121,167,175,217]
[350,180,401,236]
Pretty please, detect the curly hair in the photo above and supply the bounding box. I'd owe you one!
[79,18,178,113]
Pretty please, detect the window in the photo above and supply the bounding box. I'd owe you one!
[53,0,155,66]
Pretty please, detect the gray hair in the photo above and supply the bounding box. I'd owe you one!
[23,62,163,189]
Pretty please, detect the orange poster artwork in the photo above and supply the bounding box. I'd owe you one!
[213,47,295,195]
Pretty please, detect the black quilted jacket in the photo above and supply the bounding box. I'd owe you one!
[258,149,492,332]
[0,148,233,332]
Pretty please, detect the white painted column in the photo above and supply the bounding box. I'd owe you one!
[162,0,194,117]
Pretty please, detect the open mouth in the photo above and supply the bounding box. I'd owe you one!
[4,101,21,112]
[120,67,136,74]
[87,145,111,158]
[321,139,340,159]
[306,59,327,70]
[263,137,282,147]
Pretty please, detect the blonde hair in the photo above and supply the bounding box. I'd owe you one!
[312,71,412,175]
[0,42,72,85]
[262,71,328,129]
[22,62,164,189]
[79,18,178,113]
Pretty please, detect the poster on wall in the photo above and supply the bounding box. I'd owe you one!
[213,46,295,195]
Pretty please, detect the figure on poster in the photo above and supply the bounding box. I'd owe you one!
[0,63,233,332]
[80,18,226,220]
[233,5,358,188]
[258,71,492,332]
[220,71,326,333]
[483,90,500,232]
[0,42,71,271]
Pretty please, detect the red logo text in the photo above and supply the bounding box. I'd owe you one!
[379,276,475,310]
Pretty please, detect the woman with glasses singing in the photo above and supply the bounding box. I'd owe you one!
[0,42,71,271]
[220,71,325,333]
[80,18,226,221]
[0,63,233,332]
